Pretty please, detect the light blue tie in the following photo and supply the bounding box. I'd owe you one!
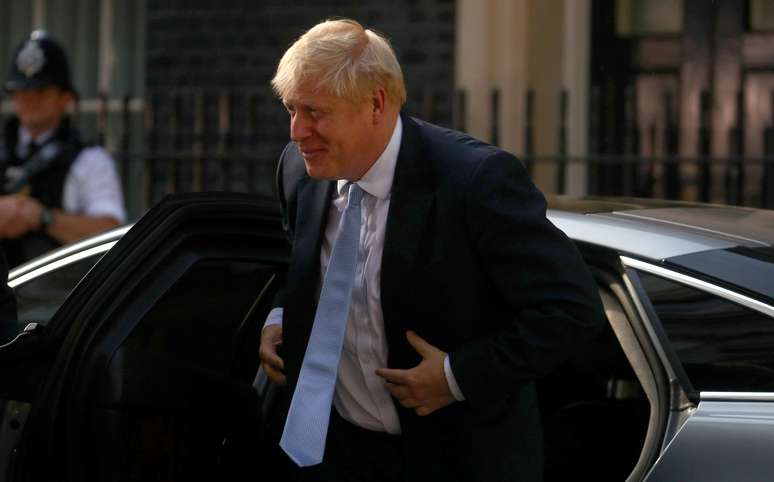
[280,183,364,467]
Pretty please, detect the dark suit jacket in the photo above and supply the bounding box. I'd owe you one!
[272,114,605,482]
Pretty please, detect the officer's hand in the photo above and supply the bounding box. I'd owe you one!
[259,324,286,386]
[0,196,19,233]
[375,331,456,416]
[16,196,43,231]
[0,195,35,238]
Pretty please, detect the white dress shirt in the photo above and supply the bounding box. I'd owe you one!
[16,126,127,223]
[265,116,464,434]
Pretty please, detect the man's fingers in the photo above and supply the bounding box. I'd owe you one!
[375,367,410,385]
[261,324,283,343]
[259,324,286,385]
[261,349,284,370]
[384,383,422,408]
[384,382,410,399]
[260,348,286,386]
[405,330,434,357]
[415,406,434,417]
[264,364,287,386]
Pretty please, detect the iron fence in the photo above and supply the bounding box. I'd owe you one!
[3,84,774,219]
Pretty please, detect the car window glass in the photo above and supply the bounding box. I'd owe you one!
[126,258,273,369]
[89,255,280,479]
[637,270,774,392]
[13,253,103,333]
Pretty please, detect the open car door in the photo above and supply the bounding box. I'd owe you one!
[0,193,289,481]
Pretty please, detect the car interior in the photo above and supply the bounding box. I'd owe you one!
[537,246,667,482]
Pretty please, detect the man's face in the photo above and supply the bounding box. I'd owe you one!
[11,86,71,135]
[283,86,377,181]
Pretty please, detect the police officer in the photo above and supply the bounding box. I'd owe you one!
[0,30,126,267]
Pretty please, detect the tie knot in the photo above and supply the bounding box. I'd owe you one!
[27,141,41,158]
[347,183,364,207]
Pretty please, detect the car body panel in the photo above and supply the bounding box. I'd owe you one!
[613,207,774,246]
[645,400,774,481]
[547,210,743,260]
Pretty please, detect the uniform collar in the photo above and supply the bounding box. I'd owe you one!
[17,125,56,158]
[18,125,56,147]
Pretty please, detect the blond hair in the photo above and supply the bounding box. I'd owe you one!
[272,18,407,106]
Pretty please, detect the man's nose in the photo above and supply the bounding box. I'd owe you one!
[290,114,312,142]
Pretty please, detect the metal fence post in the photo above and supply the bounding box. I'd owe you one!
[491,88,500,147]
[557,90,568,194]
[763,89,774,209]
[525,88,535,175]
[623,84,639,197]
[698,90,712,202]
[453,89,466,133]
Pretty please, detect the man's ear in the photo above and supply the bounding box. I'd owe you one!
[371,88,387,123]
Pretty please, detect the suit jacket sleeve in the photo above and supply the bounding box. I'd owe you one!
[271,142,300,311]
[449,151,605,410]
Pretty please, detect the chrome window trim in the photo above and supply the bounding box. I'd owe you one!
[701,392,774,402]
[620,270,681,381]
[620,256,774,318]
[8,243,117,288]
[8,225,131,280]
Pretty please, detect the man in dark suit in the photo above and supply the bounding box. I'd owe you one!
[259,18,605,482]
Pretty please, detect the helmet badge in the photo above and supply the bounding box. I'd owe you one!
[16,41,46,78]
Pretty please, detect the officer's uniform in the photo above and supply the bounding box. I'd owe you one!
[1,31,126,267]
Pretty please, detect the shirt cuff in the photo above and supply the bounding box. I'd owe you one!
[444,355,466,401]
[264,307,284,329]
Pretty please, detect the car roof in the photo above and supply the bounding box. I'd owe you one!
[547,196,774,260]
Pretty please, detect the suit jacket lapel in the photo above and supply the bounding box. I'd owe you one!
[381,115,436,366]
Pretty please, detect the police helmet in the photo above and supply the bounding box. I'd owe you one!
[4,30,74,93]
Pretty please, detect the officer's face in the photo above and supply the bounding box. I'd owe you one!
[12,86,72,136]
[283,85,383,181]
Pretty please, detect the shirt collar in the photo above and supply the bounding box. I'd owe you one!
[337,116,402,200]
[18,125,56,147]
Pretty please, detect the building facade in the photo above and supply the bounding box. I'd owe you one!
[2,0,773,218]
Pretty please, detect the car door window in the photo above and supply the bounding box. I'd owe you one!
[126,258,271,367]
[90,256,281,479]
[636,270,774,392]
[12,252,104,333]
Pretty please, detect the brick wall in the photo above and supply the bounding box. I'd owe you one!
[145,0,456,199]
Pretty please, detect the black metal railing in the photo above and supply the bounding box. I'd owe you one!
[3,84,774,218]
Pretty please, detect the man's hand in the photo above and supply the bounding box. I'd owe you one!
[0,195,39,238]
[375,330,456,416]
[0,196,20,234]
[259,324,286,386]
[16,196,43,231]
